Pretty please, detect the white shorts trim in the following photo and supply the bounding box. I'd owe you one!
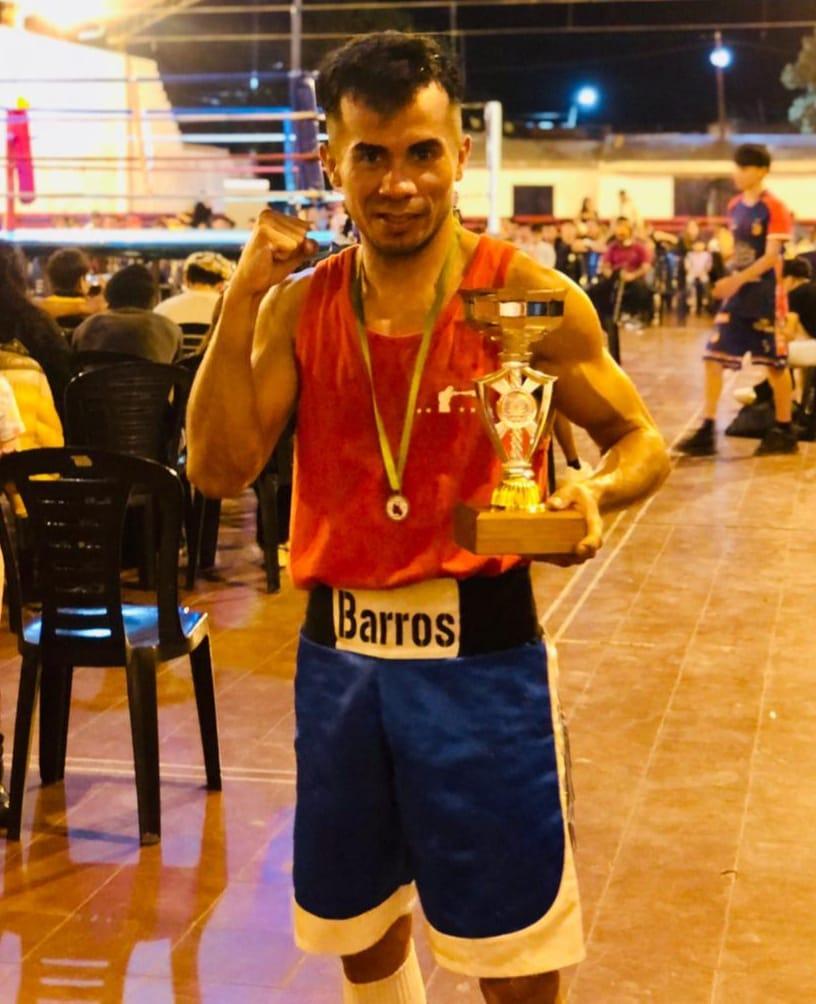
[425,838,585,978]
[425,637,586,978]
[293,883,417,957]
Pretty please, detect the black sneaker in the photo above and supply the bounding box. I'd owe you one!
[677,423,716,456]
[755,425,799,456]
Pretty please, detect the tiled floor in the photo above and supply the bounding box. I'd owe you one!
[1,318,814,1002]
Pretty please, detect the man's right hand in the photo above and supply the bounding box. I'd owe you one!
[230,209,320,298]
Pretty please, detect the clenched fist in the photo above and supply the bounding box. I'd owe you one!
[231,208,320,297]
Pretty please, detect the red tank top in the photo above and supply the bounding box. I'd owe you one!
[290,234,532,590]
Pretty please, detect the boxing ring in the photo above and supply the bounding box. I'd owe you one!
[0,19,505,258]
[0,20,343,251]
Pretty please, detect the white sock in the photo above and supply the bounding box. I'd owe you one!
[342,940,426,1004]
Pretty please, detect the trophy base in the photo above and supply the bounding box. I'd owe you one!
[454,503,587,556]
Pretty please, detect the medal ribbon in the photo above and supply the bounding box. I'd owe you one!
[351,232,458,501]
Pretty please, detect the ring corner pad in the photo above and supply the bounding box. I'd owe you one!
[453,502,587,557]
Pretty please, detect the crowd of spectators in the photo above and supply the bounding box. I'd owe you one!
[500,208,759,328]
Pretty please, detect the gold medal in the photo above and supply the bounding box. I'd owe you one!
[385,493,410,522]
[351,224,459,522]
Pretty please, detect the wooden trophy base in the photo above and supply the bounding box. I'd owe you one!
[454,502,587,556]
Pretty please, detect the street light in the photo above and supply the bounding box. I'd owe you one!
[710,31,733,140]
[709,44,733,70]
[576,85,600,110]
[567,84,600,128]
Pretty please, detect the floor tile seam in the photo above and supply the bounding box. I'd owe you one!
[59,634,295,749]
[257,709,295,743]
[19,865,126,964]
[565,526,677,715]
[2,779,120,865]
[60,662,182,745]
[26,762,295,785]
[555,391,719,667]
[56,755,295,777]
[594,522,678,667]
[540,507,630,632]
[577,536,734,960]
[709,538,789,1001]
[576,445,757,993]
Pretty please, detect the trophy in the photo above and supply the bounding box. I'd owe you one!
[453,288,587,556]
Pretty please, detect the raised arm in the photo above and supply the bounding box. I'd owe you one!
[186,210,317,498]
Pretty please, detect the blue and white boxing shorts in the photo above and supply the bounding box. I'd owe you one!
[292,567,585,978]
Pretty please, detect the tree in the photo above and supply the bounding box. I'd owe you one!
[781,28,816,132]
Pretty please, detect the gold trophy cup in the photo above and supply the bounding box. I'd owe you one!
[453,288,587,555]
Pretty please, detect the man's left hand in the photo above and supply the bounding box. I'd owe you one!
[539,482,603,566]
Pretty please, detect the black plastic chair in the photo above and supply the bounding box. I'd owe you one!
[65,360,191,468]
[186,429,294,594]
[178,322,210,359]
[0,448,221,846]
[64,361,193,588]
[70,349,144,374]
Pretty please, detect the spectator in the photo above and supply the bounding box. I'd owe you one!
[155,251,234,328]
[684,241,713,315]
[0,372,24,827]
[0,342,63,454]
[37,247,104,332]
[783,256,816,358]
[72,264,182,363]
[527,224,556,268]
[589,217,653,324]
[618,189,642,226]
[583,219,608,284]
[0,243,72,413]
[555,220,584,284]
[578,196,599,223]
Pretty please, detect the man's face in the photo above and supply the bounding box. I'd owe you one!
[733,164,767,192]
[542,224,557,243]
[321,83,470,257]
[614,220,632,242]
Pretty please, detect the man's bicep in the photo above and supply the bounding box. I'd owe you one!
[250,281,302,442]
[553,353,657,452]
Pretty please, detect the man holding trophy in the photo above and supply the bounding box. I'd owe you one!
[188,31,669,1004]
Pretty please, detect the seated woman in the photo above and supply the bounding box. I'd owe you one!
[0,244,73,416]
[0,373,24,827]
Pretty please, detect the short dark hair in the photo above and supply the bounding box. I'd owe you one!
[734,143,772,169]
[105,264,158,310]
[316,31,462,120]
[46,247,90,295]
[783,256,813,280]
[186,264,223,287]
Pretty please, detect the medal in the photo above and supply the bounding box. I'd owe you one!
[351,224,459,522]
[385,493,410,522]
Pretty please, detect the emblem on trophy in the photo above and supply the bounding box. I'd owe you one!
[454,288,587,555]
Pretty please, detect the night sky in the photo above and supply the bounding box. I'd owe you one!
[139,0,816,133]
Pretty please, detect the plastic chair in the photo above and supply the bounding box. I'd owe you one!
[64,361,192,588]
[70,349,144,374]
[64,360,191,468]
[0,448,221,845]
[178,322,210,359]
[186,430,294,594]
